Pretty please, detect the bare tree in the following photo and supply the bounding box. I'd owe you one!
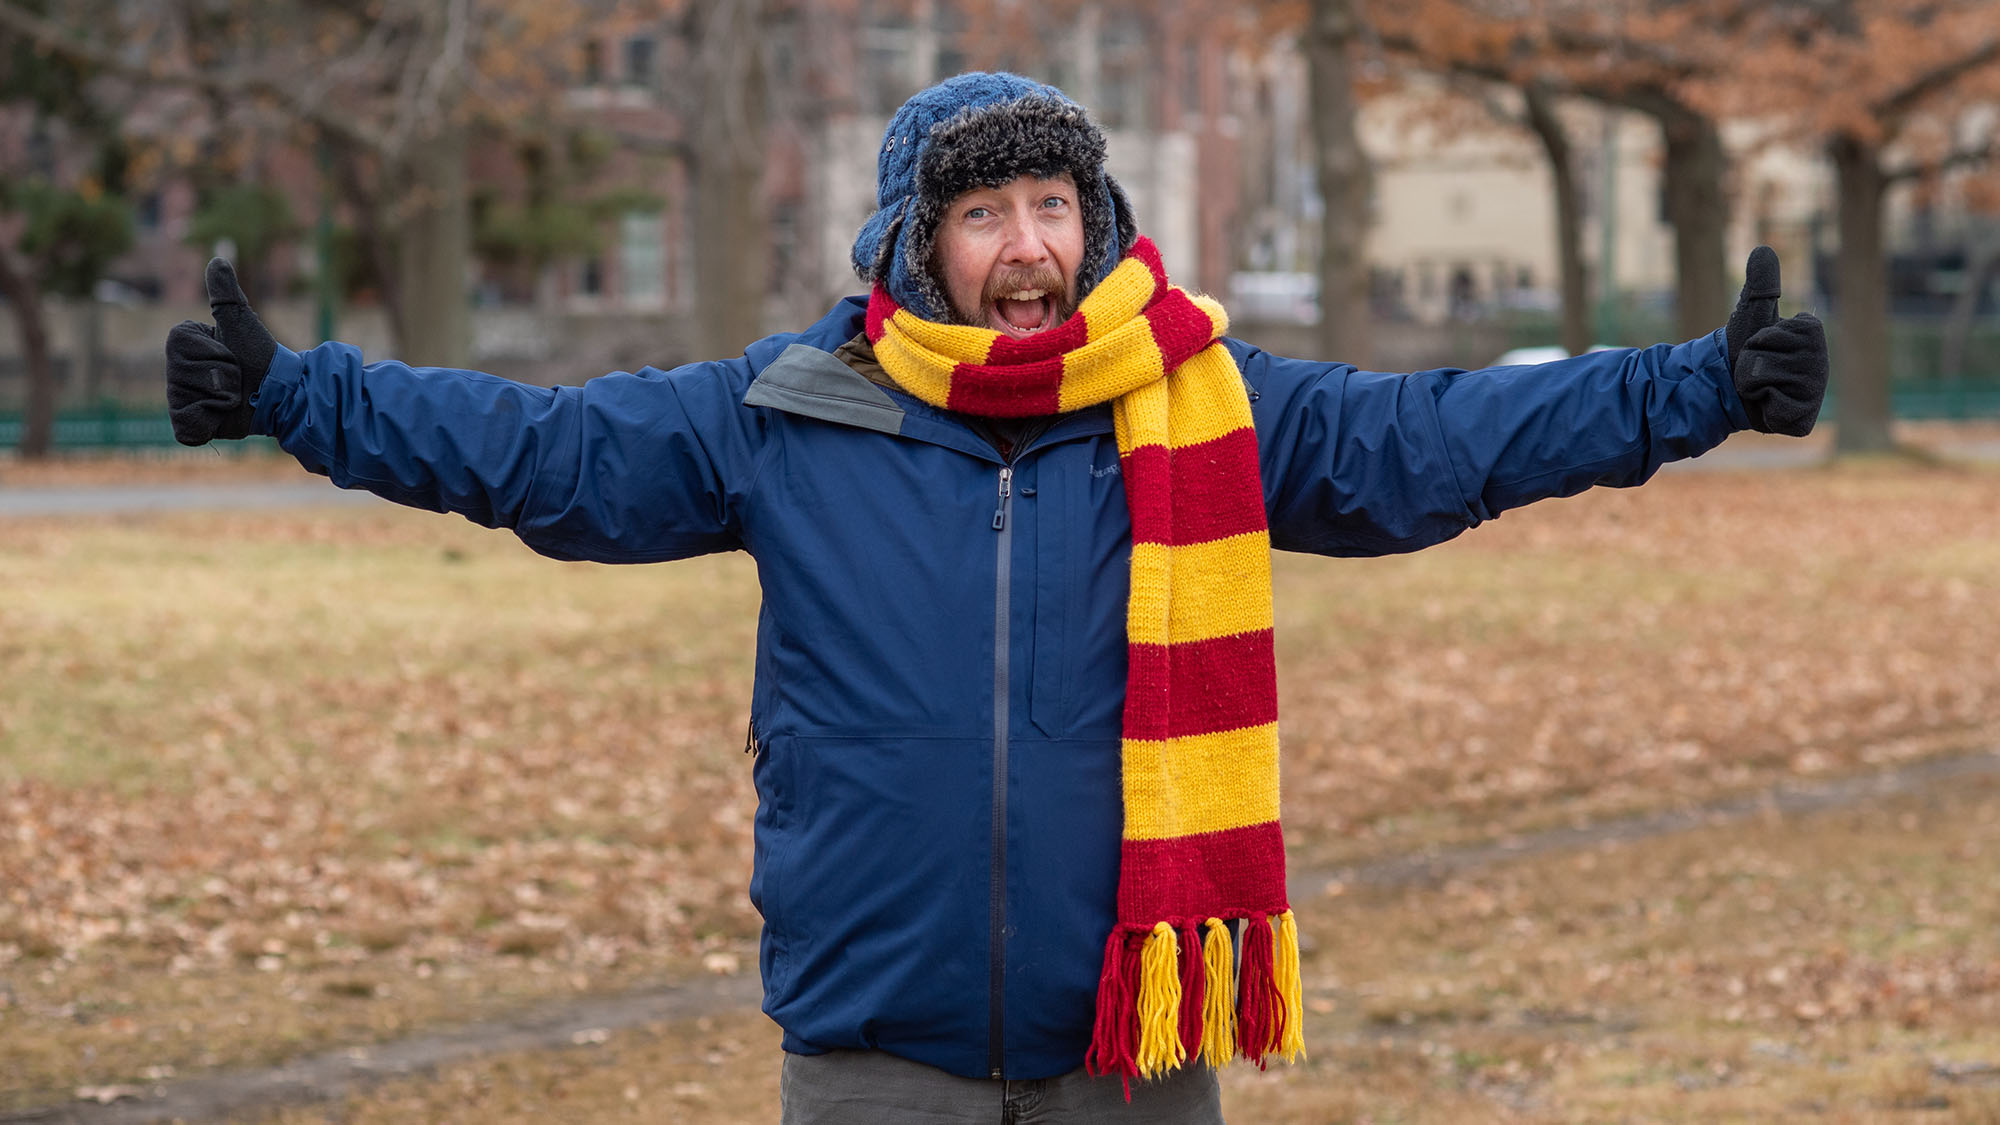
[1307,0,1373,364]
[678,0,774,360]
[0,0,560,368]
[1725,0,2000,454]
[1519,84,1591,356]
[0,0,135,457]
[1369,5,1736,344]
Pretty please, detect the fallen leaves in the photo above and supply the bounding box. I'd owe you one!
[2,458,1998,1108]
[1275,466,2000,866]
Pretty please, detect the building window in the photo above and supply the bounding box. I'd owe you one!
[770,199,806,285]
[619,211,666,308]
[1096,15,1151,130]
[133,191,162,233]
[580,257,603,297]
[936,3,967,78]
[771,34,796,82]
[1179,42,1202,121]
[580,39,604,86]
[625,36,656,89]
[861,28,914,115]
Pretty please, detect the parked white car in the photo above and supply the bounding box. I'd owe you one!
[1490,344,1617,367]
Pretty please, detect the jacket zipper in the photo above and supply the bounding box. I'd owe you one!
[988,463,1014,1079]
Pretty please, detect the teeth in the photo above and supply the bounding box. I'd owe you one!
[1004,289,1046,301]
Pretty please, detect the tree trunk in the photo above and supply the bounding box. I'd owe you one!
[1658,108,1730,342]
[689,0,770,359]
[1521,85,1590,356]
[330,143,407,351]
[391,126,471,368]
[1829,132,1895,455]
[0,243,56,459]
[1306,0,1373,365]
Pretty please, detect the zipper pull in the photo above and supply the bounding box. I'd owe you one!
[992,466,1013,531]
[743,718,759,756]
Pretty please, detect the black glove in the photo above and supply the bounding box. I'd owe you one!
[1724,246,1828,437]
[165,259,279,445]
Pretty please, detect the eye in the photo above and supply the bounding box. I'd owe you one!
[964,205,992,220]
[1041,195,1069,210]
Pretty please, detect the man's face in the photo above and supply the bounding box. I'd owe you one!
[931,173,1085,338]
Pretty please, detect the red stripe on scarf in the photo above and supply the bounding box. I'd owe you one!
[945,356,1066,415]
[1119,428,1267,547]
[1122,630,1279,742]
[1133,239,1170,290]
[1115,821,1289,922]
[1143,287,1222,371]
[865,284,897,341]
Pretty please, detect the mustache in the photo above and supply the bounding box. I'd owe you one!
[982,266,1070,308]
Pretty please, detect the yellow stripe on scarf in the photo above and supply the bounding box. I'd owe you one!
[1125,534,1275,647]
[1121,723,1283,840]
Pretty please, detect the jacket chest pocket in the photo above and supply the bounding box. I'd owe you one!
[1028,442,1131,738]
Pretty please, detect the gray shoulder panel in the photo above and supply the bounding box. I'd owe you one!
[743,343,905,436]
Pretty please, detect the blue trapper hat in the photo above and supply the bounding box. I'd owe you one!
[851,72,1138,321]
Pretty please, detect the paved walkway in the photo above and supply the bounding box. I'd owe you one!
[0,481,378,518]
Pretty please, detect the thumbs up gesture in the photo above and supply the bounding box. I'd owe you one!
[1724,246,1828,437]
[165,259,280,446]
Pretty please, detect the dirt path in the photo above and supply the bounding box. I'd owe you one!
[10,746,1997,1125]
[0,976,761,1125]
[1310,746,2000,892]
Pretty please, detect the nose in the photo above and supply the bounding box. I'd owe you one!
[999,212,1052,267]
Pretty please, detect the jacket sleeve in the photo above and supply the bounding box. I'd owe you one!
[1237,329,1751,558]
[250,341,767,563]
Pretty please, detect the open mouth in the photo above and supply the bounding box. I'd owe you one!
[988,288,1057,338]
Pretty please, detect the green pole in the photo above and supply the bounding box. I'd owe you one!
[1597,114,1620,346]
[316,138,337,343]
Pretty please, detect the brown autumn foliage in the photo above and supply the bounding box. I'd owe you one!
[0,0,794,364]
[0,0,593,365]
[1356,0,2000,454]
[1701,0,2000,454]
[1363,0,1739,349]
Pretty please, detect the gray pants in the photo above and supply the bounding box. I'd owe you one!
[780,1049,1225,1124]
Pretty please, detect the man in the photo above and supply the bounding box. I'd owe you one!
[165,72,1827,1123]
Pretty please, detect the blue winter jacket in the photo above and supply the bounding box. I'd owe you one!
[252,296,1749,1081]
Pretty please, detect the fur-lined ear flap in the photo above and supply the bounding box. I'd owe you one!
[870,200,908,281]
[1105,174,1140,256]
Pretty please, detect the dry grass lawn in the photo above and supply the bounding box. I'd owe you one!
[250,770,2000,1123]
[3,452,1998,1120]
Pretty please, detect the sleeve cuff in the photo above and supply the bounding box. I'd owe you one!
[249,344,305,436]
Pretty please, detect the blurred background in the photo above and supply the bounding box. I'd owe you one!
[6,5,2000,1120]
[0,0,1996,457]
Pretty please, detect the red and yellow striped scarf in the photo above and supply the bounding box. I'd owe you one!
[865,237,1304,1082]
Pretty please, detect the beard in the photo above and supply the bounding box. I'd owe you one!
[941,264,1078,333]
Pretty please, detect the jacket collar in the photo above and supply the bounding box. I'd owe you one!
[744,308,1115,460]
